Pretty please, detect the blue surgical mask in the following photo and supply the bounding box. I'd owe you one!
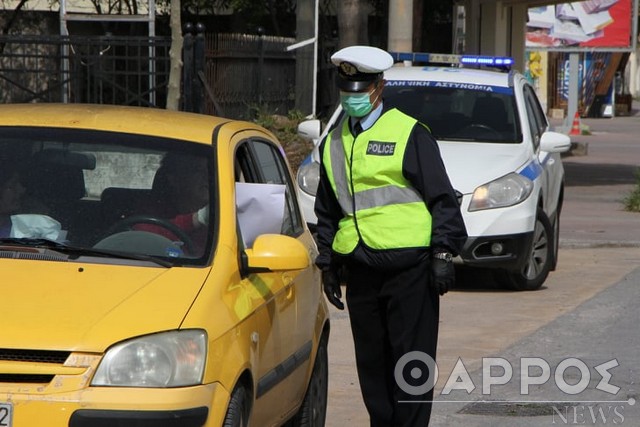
[340,91,374,118]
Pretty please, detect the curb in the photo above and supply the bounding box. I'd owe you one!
[559,239,640,249]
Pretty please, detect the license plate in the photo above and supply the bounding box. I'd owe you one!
[0,403,12,427]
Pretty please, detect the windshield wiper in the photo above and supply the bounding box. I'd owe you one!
[0,238,174,267]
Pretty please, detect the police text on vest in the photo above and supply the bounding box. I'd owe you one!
[367,141,396,156]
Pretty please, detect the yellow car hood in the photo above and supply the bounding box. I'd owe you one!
[2,259,210,352]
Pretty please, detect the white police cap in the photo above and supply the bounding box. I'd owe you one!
[331,46,394,91]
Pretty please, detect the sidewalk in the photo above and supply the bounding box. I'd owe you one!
[553,101,640,248]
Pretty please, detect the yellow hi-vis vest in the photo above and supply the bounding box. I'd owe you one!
[323,108,432,255]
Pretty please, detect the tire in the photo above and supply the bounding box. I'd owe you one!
[550,210,560,271]
[223,384,250,427]
[497,209,553,291]
[288,337,328,427]
[550,191,563,272]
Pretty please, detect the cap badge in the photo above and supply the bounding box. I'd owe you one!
[339,61,358,76]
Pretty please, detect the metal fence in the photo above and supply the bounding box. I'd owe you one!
[201,32,297,120]
[0,32,297,119]
[0,34,171,107]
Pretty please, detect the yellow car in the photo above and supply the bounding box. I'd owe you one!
[0,104,329,426]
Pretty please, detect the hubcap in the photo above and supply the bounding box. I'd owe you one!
[524,218,549,280]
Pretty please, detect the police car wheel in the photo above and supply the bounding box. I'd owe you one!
[550,191,563,272]
[497,209,553,291]
[550,211,560,271]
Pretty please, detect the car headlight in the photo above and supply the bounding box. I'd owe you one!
[92,330,207,387]
[468,172,533,211]
[297,159,320,196]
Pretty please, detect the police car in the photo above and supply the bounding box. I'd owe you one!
[296,53,571,290]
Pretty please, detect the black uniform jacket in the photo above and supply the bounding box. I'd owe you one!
[314,104,468,271]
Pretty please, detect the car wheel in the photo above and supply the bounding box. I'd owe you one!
[498,209,553,291]
[550,211,560,271]
[288,336,328,427]
[223,384,250,427]
[550,192,563,272]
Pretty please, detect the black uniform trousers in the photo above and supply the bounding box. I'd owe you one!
[346,258,439,427]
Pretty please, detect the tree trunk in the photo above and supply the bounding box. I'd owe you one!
[0,0,28,54]
[166,0,183,111]
[337,0,368,48]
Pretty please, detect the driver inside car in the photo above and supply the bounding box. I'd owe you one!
[0,156,62,240]
[0,161,26,236]
[133,153,210,256]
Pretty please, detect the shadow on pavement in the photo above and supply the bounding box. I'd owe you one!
[453,265,510,292]
[563,162,638,186]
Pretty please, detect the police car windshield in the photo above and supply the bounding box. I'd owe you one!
[383,85,522,143]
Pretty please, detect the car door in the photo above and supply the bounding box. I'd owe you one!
[523,83,563,216]
[234,136,315,423]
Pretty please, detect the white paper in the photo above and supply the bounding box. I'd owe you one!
[572,3,613,35]
[527,6,556,28]
[235,183,286,247]
[10,214,66,241]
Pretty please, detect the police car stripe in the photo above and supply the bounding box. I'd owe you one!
[519,160,543,180]
[385,80,514,95]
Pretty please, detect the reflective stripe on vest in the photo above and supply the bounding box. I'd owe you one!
[323,108,432,254]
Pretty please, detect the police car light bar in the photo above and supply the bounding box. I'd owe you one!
[389,52,514,69]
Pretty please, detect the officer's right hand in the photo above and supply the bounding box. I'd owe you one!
[430,258,455,296]
[322,269,344,310]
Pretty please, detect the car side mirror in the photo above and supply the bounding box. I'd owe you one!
[540,131,571,153]
[297,120,321,141]
[241,234,309,276]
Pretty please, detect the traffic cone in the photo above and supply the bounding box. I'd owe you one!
[569,111,581,136]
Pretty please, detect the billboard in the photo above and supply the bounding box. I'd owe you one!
[526,0,635,50]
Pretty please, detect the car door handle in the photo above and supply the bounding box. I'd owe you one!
[282,274,295,300]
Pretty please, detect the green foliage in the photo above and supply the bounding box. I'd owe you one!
[253,108,313,173]
[623,169,640,212]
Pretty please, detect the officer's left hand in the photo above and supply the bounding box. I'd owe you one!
[430,258,455,296]
[322,269,345,310]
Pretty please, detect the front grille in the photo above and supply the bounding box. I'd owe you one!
[0,349,71,384]
[0,349,70,364]
[0,374,54,383]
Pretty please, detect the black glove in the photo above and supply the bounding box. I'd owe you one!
[322,269,344,310]
[430,258,455,296]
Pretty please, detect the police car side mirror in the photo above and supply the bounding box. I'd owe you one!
[297,120,322,141]
[540,131,571,153]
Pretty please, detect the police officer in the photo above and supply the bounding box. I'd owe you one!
[314,45,468,426]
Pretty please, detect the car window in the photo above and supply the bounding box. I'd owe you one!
[0,127,215,266]
[383,82,522,143]
[234,139,303,243]
[523,84,549,148]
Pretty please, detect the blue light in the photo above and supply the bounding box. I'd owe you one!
[461,55,514,66]
[389,52,514,70]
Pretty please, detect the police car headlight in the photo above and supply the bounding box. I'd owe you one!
[297,160,320,196]
[92,330,207,387]
[469,173,533,211]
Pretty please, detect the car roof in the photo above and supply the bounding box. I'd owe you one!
[0,103,260,145]
[383,65,514,88]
